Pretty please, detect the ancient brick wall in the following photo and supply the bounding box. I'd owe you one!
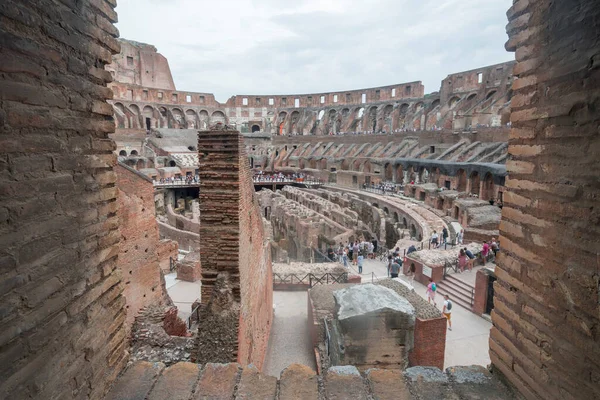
[196,129,273,370]
[409,317,447,370]
[116,163,167,329]
[0,1,126,398]
[491,1,600,399]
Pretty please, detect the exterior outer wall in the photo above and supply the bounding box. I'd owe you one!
[491,1,600,399]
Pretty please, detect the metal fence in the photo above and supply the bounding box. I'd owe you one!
[272,272,349,287]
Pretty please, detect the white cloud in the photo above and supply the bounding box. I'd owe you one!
[115,0,513,102]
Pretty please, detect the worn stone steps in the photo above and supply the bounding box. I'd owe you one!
[436,274,475,310]
[104,361,515,400]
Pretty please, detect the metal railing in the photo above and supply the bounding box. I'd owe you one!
[186,304,201,330]
[153,180,200,187]
[273,272,349,287]
[323,318,331,358]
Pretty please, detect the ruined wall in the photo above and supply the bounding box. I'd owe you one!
[491,1,600,399]
[0,1,125,398]
[116,163,166,329]
[196,129,273,370]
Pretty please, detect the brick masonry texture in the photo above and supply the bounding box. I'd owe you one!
[492,1,600,399]
[105,361,516,399]
[116,163,167,330]
[0,1,125,398]
[195,128,273,370]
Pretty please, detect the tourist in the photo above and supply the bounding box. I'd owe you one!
[431,230,439,248]
[342,248,349,268]
[442,227,449,246]
[443,294,453,331]
[387,255,393,277]
[482,241,490,264]
[390,258,401,278]
[491,237,499,259]
[393,247,400,258]
[327,246,335,262]
[457,229,464,245]
[426,278,437,306]
[464,247,475,271]
[337,243,344,263]
[357,252,364,274]
[352,241,359,265]
[368,241,374,259]
[407,245,417,255]
[458,249,468,273]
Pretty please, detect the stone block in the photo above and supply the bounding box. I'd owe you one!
[148,362,201,400]
[324,366,368,400]
[366,368,411,400]
[105,361,165,400]
[235,364,277,399]
[278,364,319,400]
[194,363,240,399]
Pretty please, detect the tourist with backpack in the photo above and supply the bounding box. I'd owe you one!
[443,294,453,331]
[426,278,437,306]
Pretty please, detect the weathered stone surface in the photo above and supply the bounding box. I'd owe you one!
[105,361,165,400]
[148,362,201,400]
[324,366,368,400]
[334,283,415,320]
[366,368,411,400]
[194,363,240,400]
[279,364,319,400]
[236,364,278,399]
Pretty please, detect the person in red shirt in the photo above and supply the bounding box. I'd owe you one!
[482,241,490,264]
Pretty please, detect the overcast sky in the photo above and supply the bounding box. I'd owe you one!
[115,0,513,103]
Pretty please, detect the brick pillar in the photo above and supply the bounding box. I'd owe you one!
[195,128,273,369]
[492,1,600,399]
[196,128,242,364]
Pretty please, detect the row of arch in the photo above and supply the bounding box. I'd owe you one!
[111,102,229,130]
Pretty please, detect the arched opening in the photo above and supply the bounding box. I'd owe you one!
[143,105,154,130]
[352,160,361,172]
[309,159,317,169]
[169,160,176,167]
[470,171,481,196]
[383,207,389,215]
[467,93,477,101]
[481,172,495,201]
[362,161,372,174]
[486,90,497,100]
[395,164,404,183]
[130,150,138,156]
[211,111,226,124]
[118,150,127,156]
[430,99,440,109]
[393,212,399,223]
[410,224,417,239]
[251,124,260,133]
[384,163,393,181]
[356,107,365,119]
[457,169,467,192]
[341,159,349,171]
[402,217,407,228]
[185,109,197,129]
[317,110,325,120]
[448,96,460,108]
[250,157,254,168]
[320,159,327,170]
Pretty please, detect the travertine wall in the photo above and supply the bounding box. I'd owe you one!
[116,163,167,329]
[491,1,600,399]
[0,1,125,398]
[196,129,273,370]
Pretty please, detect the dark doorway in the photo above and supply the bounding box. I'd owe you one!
[145,117,151,131]
[445,180,451,189]
[485,276,497,314]
[251,124,260,133]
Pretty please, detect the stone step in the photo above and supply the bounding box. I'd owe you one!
[435,284,473,310]
[444,274,475,294]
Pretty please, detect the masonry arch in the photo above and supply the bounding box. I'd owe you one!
[309,159,317,169]
[210,110,226,125]
[367,106,378,131]
[143,105,155,130]
[362,160,372,174]
[467,93,477,101]
[320,159,327,170]
[486,90,497,100]
[130,150,138,156]
[356,107,365,119]
[129,104,141,129]
[113,102,128,128]
[171,108,184,128]
[251,124,260,133]
[430,99,440,109]
[448,96,460,108]
[341,159,349,171]
[414,102,424,112]
[470,171,481,196]
[457,169,467,192]
[395,164,404,183]
[352,160,361,171]
[118,150,127,156]
[384,163,393,181]
[481,172,495,201]
[185,109,198,129]
[393,212,399,223]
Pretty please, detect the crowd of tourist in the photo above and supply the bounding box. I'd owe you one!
[361,181,403,194]
[252,171,322,184]
[153,175,200,185]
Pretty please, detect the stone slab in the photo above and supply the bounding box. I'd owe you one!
[194,363,240,400]
[333,283,415,320]
[279,364,319,400]
[324,366,368,399]
[148,362,201,400]
[366,368,411,400]
[236,364,277,399]
[105,361,165,400]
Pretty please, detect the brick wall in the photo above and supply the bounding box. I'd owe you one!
[196,129,273,370]
[409,317,447,370]
[116,163,167,329]
[0,1,125,398]
[492,1,600,399]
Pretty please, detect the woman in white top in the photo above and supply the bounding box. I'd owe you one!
[431,231,439,248]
